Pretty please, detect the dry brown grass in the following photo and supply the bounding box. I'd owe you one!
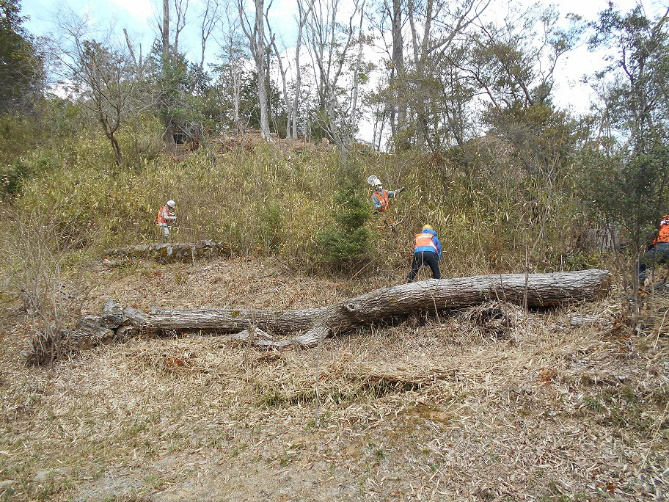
[0,257,667,500]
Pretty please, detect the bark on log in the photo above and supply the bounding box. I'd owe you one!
[26,269,611,364]
[146,269,611,339]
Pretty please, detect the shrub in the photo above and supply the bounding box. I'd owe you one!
[316,158,371,271]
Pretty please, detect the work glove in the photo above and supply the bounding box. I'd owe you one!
[397,187,405,194]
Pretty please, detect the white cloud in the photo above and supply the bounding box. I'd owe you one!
[109,0,154,23]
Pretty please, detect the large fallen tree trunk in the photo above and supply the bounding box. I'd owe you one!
[27,269,610,364]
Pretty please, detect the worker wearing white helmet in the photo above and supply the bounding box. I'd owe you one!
[156,200,177,239]
[368,175,404,213]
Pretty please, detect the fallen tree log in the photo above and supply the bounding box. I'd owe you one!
[27,269,610,364]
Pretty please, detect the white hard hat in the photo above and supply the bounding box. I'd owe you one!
[166,200,176,208]
[367,175,381,187]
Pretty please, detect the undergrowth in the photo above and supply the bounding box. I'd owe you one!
[0,126,604,279]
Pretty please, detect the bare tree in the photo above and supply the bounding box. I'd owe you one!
[172,0,190,56]
[461,3,574,111]
[79,40,136,164]
[199,0,221,70]
[304,0,366,164]
[305,0,361,139]
[292,0,315,139]
[264,0,316,139]
[162,0,170,58]
[56,12,140,165]
[237,0,271,139]
[267,28,292,137]
[371,0,485,150]
[389,0,406,141]
[408,0,484,150]
[157,0,190,57]
[350,0,366,129]
[216,9,248,133]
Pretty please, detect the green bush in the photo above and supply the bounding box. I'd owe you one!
[316,158,371,271]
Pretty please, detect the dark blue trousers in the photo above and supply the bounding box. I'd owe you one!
[638,242,669,281]
[407,251,441,282]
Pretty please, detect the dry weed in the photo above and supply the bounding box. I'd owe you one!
[0,257,667,500]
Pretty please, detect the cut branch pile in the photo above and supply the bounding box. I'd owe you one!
[27,269,610,365]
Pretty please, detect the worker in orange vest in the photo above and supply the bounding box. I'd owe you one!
[156,200,177,239]
[368,175,404,213]
[638,214,669,283]
[407,224,442,282]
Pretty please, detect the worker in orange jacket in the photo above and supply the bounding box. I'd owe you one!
[407,224,442,282]
[156,200,177,239]
[368,175,404,213]
[638,214,669,283]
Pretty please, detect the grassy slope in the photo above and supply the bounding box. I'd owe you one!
[0,255,667,501]
[3,133,597,278]
[0,134,665,500]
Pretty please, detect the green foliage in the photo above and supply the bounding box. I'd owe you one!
[316,158,371,271]
[584,4,669,250]
[1,159,33,195]
[0,122,610,279]
[116,113,165,167]
[2,0,666,291]
[258,200,284,252]
[0,0,43,115]
[484,102,585,185]
[579,146,669,250]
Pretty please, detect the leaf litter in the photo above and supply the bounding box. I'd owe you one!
[0,256,667,500]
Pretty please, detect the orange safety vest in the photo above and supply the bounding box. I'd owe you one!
[414,232,438,253]
[653,216,669,245]
[156,205,171,224]
[372,189,390,212]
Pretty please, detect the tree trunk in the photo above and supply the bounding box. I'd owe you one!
[391,0,406,142]
[110,133,122,165]
[162,0,170,58]
[237,0,270,139]
[147,270,610,337]
[28,270,610,364]
[255,0,271,139]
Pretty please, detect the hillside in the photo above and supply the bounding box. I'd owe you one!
[2,0,669,497]
[0,253,667,500]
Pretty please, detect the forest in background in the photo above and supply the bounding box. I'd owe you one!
[2,1,669,499]
[1,0,669,282]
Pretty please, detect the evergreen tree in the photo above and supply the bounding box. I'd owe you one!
[317,160,371,271]
[0,0,43,114]
[585,5,669,250]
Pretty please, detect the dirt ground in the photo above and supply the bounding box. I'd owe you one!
[0,256,667,501]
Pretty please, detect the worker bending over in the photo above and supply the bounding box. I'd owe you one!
[407,224,442,282]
